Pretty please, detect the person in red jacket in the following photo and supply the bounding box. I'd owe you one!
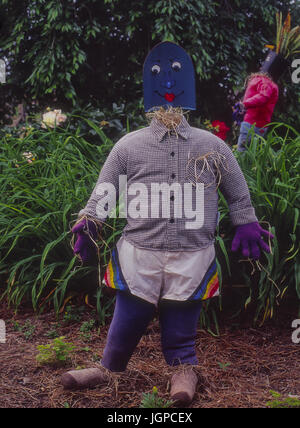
[237,72,279,152]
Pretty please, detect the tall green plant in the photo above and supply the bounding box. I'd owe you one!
[275,11,300,58]
[0,120,118,315]
[228,124,300,324]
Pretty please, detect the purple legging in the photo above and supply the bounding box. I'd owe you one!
[101,291,202,372]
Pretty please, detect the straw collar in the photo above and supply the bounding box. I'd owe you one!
[150,115,192,143]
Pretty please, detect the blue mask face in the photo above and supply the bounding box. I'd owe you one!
[143,41,196,112]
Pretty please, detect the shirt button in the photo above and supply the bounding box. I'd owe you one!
[170,152,175,157]
[170,195,175,201]
[170,218,175,223]
[171,173,176,179]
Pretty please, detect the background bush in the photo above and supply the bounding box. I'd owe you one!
[0,0,300,129]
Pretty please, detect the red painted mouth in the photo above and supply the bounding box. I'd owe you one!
[164,93,175,102]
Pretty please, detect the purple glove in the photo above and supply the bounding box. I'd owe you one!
[231,222,274,260]
[72,218,99,262]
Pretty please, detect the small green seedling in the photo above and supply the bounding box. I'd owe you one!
[140,386,174,408]
[79,320,96,342]
[80,320,96,332]
[217,361,231,371]
[63,306,85,324]
[45,324,61,339]
[12,320,36,340]
[266,390,300,408]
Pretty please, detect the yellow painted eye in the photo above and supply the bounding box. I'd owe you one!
[172,61,181,71]
[151,64,161,74]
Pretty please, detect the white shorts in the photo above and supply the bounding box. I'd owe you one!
[103,236,219,306]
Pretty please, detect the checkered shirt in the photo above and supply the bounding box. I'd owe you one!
[78,116,257,251]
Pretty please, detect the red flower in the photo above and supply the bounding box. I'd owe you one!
[211,120,230,141]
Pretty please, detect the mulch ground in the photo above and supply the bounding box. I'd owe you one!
[0,300,299,408]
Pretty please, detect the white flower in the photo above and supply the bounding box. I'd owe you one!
[22,152,35,163]
[41,109,67,129]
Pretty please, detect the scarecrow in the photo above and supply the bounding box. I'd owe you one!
[237,50,289,152]
[62,42,273,406]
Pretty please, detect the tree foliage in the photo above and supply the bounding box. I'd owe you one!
[0,0,299,126]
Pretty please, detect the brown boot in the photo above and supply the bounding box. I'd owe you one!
[61,367,109,390]
[170,367,198,407]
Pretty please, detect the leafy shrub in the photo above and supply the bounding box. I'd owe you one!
[36,336,75,366]
[68,102,145,144]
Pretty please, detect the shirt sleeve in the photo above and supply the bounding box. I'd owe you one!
[217,140,258,226]
[78,140,128,223]
[243,79,274,108]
